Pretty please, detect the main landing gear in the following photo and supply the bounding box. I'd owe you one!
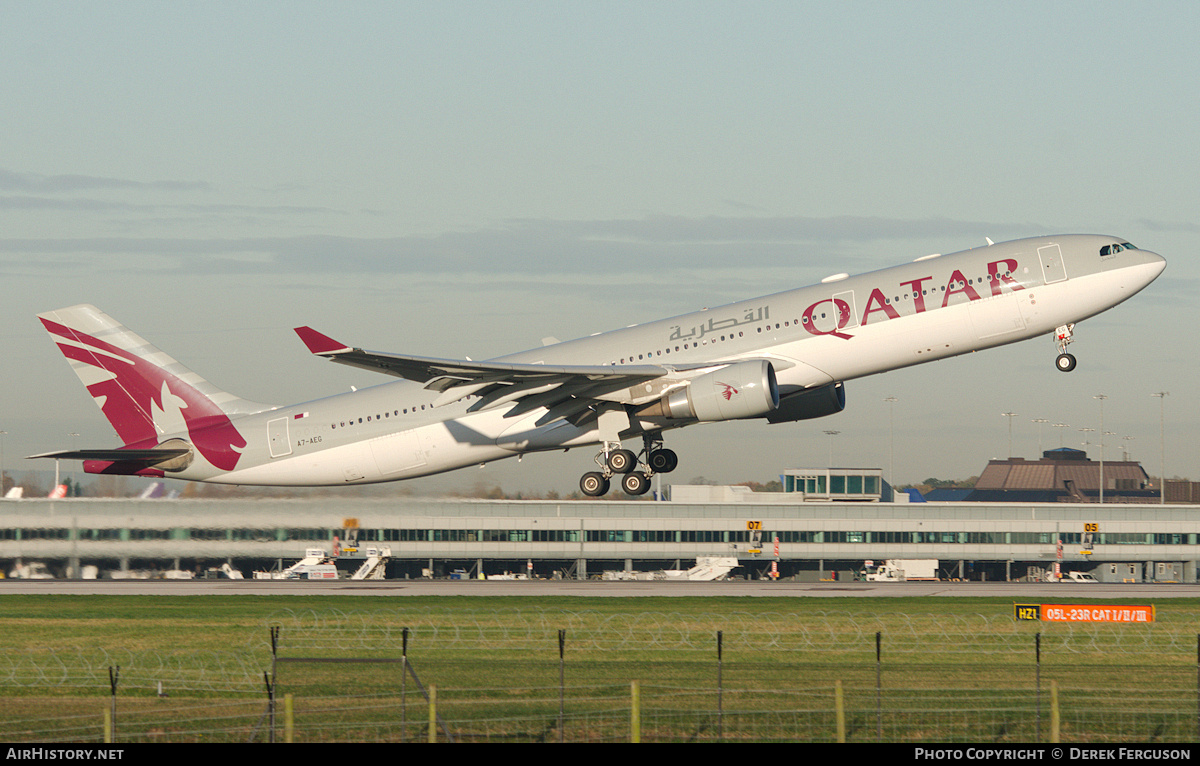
[1054,323,1077,372]
[579,434,678,497]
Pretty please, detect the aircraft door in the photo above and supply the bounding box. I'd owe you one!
[267,417,292,458]
[370,429,429,475]
[968,293,1027,340]
[1038,244,1067,284]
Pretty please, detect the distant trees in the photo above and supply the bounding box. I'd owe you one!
[900,476,978,496]
[736,480,783,492]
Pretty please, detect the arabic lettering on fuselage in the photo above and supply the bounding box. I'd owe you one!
[668,257,1026,344]
[669,305,769,342]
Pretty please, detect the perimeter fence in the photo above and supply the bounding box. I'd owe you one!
[2,607,1199,742]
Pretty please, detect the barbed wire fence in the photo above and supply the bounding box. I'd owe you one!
[3,607,1200,742]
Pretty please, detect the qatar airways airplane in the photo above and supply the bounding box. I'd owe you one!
[33,234,1164,496]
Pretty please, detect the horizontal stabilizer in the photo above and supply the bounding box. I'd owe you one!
[29,449,191,464]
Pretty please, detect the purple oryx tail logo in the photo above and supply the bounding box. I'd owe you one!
[38,305,268,472]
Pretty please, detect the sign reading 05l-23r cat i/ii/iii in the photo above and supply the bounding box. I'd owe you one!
[1013,604,1155,623]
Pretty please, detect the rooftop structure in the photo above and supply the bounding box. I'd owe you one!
[937,448,1155,503]
[779,467,893,502]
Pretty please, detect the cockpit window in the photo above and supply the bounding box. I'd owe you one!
[1100,242,1137,256]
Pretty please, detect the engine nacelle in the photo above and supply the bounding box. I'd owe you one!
[766,381,846,424]
[647,360,779,422]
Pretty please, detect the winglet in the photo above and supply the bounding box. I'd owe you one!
[294,326,353,355]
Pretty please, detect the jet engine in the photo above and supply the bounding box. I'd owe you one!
[766,381,845,424]
[640,360,779,421]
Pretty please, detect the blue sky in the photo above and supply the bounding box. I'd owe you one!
[1,2,1195,494]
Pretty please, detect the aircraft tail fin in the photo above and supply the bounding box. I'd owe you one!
[38,305,271,470]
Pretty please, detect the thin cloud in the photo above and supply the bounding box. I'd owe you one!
[0,215,1038,278]
[0,195,335,216]
[1137,218,1200,234]
[0,168,210,194]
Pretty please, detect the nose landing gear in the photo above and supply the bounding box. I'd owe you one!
[1054,324,1076,372]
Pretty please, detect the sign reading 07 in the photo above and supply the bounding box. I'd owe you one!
[746,520,762,531]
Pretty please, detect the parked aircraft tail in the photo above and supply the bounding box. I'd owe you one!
[37,305,272,471]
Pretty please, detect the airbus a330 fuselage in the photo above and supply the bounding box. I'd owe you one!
[35,234,1165,495]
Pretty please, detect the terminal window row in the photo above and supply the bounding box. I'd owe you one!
[0,528,1188,546]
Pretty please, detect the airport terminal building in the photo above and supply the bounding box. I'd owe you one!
[1,491,1197,582]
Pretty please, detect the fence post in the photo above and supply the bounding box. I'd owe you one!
[428,684,438,743]
[107,666,119,743]
[835,680,846,743]
[402,627,409,742]
[284,694,293,743]
[1035,633,1041,741]
[263,672,274,744]
[631,680,641,743]
[875,631,882,741]
[716,630,723,742]
[558,628,566,744]
[1049,679,1059,743]
[268,626,279,743]
[102,707,111,744]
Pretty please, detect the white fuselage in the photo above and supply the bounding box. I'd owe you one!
[170,234,1164,486]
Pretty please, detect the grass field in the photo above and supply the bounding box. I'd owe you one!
[1,595,1197,742]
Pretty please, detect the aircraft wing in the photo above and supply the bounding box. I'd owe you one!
[294,325,674,384]
[294,326,710,417]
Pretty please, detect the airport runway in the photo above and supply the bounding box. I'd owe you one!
[3,579,1199,598]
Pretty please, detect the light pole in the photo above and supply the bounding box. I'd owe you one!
[1001,412,1018,457]
[0,430,6,495]
[823,430,840,469]
[1078,427,1095,500]
[67,433,79,497]
[1053,423,1070,448]
[1152,392,1168,504]
[884,396,898,488]
[1032,418,1049,455]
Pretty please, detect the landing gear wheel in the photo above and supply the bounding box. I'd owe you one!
[606,449,637,474]
[648,448,678,473]
[1056,353,1076,372]
[621,471,651,496]
[580,472,610,497]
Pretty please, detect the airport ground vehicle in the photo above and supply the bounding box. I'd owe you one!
[864,559,939,582]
